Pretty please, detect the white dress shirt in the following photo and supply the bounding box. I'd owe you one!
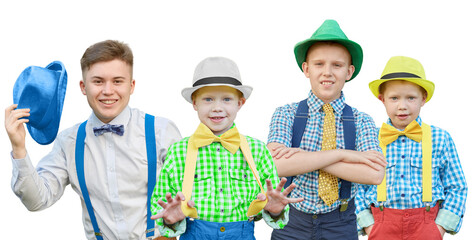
[11,106,181,239]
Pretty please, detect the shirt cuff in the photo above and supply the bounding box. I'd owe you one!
[157,218,186,238]
[262,206,289,229]
[11,153,35,177]
[357,209,374,235]
[435,208,461,234]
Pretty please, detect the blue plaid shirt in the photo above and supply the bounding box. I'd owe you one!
[355,117,468,234]
[267,91,380,214]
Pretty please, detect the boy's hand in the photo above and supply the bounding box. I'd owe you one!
[364,225,373,235]
[269,144,304,160]
[4,104,29,159]
[262,178,304,215]
[437,224,445,237]
[341,150,386,171]
[151,192,194,225]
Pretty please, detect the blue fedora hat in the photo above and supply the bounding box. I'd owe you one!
[13,61,67,145]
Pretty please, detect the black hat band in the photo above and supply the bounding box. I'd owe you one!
[381,72,421,79]
[193,77,242,87]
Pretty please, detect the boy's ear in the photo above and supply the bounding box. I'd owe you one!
[80,80,87,95]
[192,99,198,111]
[378,93,385,103]
[302,62,310,78]
[421,93,427,107]
[346,65,355,81]
[237,97,246,109]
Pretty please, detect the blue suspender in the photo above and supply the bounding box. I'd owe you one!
[75,121,102,239]
[144,114,156,238]
[75,114,157,239]
[286,99,355,203]
[340,103,355,203]
[283,99,309,189]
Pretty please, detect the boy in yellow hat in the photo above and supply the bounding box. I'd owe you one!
[267,19,387,240]
[355,56,468,239]
[150,57,303,239]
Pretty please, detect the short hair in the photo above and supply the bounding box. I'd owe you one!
[80,40,133,78]
[379,80,427,97]
[191,86,244,102]
[305,41,352,65]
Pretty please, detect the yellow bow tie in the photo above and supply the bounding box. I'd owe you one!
[191,123,241,154]
[380,120,422,146]
[181,123,267,219]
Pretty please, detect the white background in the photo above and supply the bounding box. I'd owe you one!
[1,1,474,239]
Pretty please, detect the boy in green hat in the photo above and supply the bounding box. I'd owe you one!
[267,19,387,239]
[355,56,467,239]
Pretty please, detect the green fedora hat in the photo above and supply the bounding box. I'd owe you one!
[294,19,363,81]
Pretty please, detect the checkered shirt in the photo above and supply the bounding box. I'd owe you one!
[151,127,286,236]
[267,91,381,214]
[355,117,468,234]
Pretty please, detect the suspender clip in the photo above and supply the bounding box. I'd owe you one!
[340,199,348,212]
[425,203,431,212]
[379,203,384,211]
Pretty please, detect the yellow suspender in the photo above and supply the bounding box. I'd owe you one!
[376,123,432,204]
[181,135,268,218]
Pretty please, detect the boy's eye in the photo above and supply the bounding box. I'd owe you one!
[204,98,213,102]
[223,97,232,102]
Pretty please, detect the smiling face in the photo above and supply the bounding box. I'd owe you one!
[80,59,135,123]
[192,86,245,136]
[302,42,355,103]
[379,80,427,130]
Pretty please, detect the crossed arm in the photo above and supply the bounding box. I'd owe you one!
[267,142,386,185]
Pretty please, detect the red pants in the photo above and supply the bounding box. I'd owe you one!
[368,204,442,240]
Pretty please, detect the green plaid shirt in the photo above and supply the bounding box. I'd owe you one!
[151,130,288,237]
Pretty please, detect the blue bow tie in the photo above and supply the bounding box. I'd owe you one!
[93,124,124,136]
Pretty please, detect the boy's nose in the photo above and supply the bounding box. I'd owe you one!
[323,64,333,77]
[211,102,223,111]
[102,81,114,94]
[397,100,407,110]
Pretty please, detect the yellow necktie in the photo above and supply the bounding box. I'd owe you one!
[181,123,267,218]
[318,103,339,206]
[379,120,422,146]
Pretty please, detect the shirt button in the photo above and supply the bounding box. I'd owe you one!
[220,209,224,213]
[401,155,405,159]
[312,215,318,219]
[218,166,222,171]
[219,188,223,193]
[220,227,225,232]
[401,193,405,198]
[243,174,248,178]
[400,174,404,178]
[402,139,406,143]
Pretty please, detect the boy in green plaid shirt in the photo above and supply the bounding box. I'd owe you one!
[150,57,303,239]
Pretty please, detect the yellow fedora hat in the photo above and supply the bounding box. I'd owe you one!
[369,56,435,102]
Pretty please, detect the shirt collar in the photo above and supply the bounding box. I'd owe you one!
[88,106,132,128]
[307,90,346,115]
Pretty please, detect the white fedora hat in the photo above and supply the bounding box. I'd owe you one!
[181,57,253,103]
